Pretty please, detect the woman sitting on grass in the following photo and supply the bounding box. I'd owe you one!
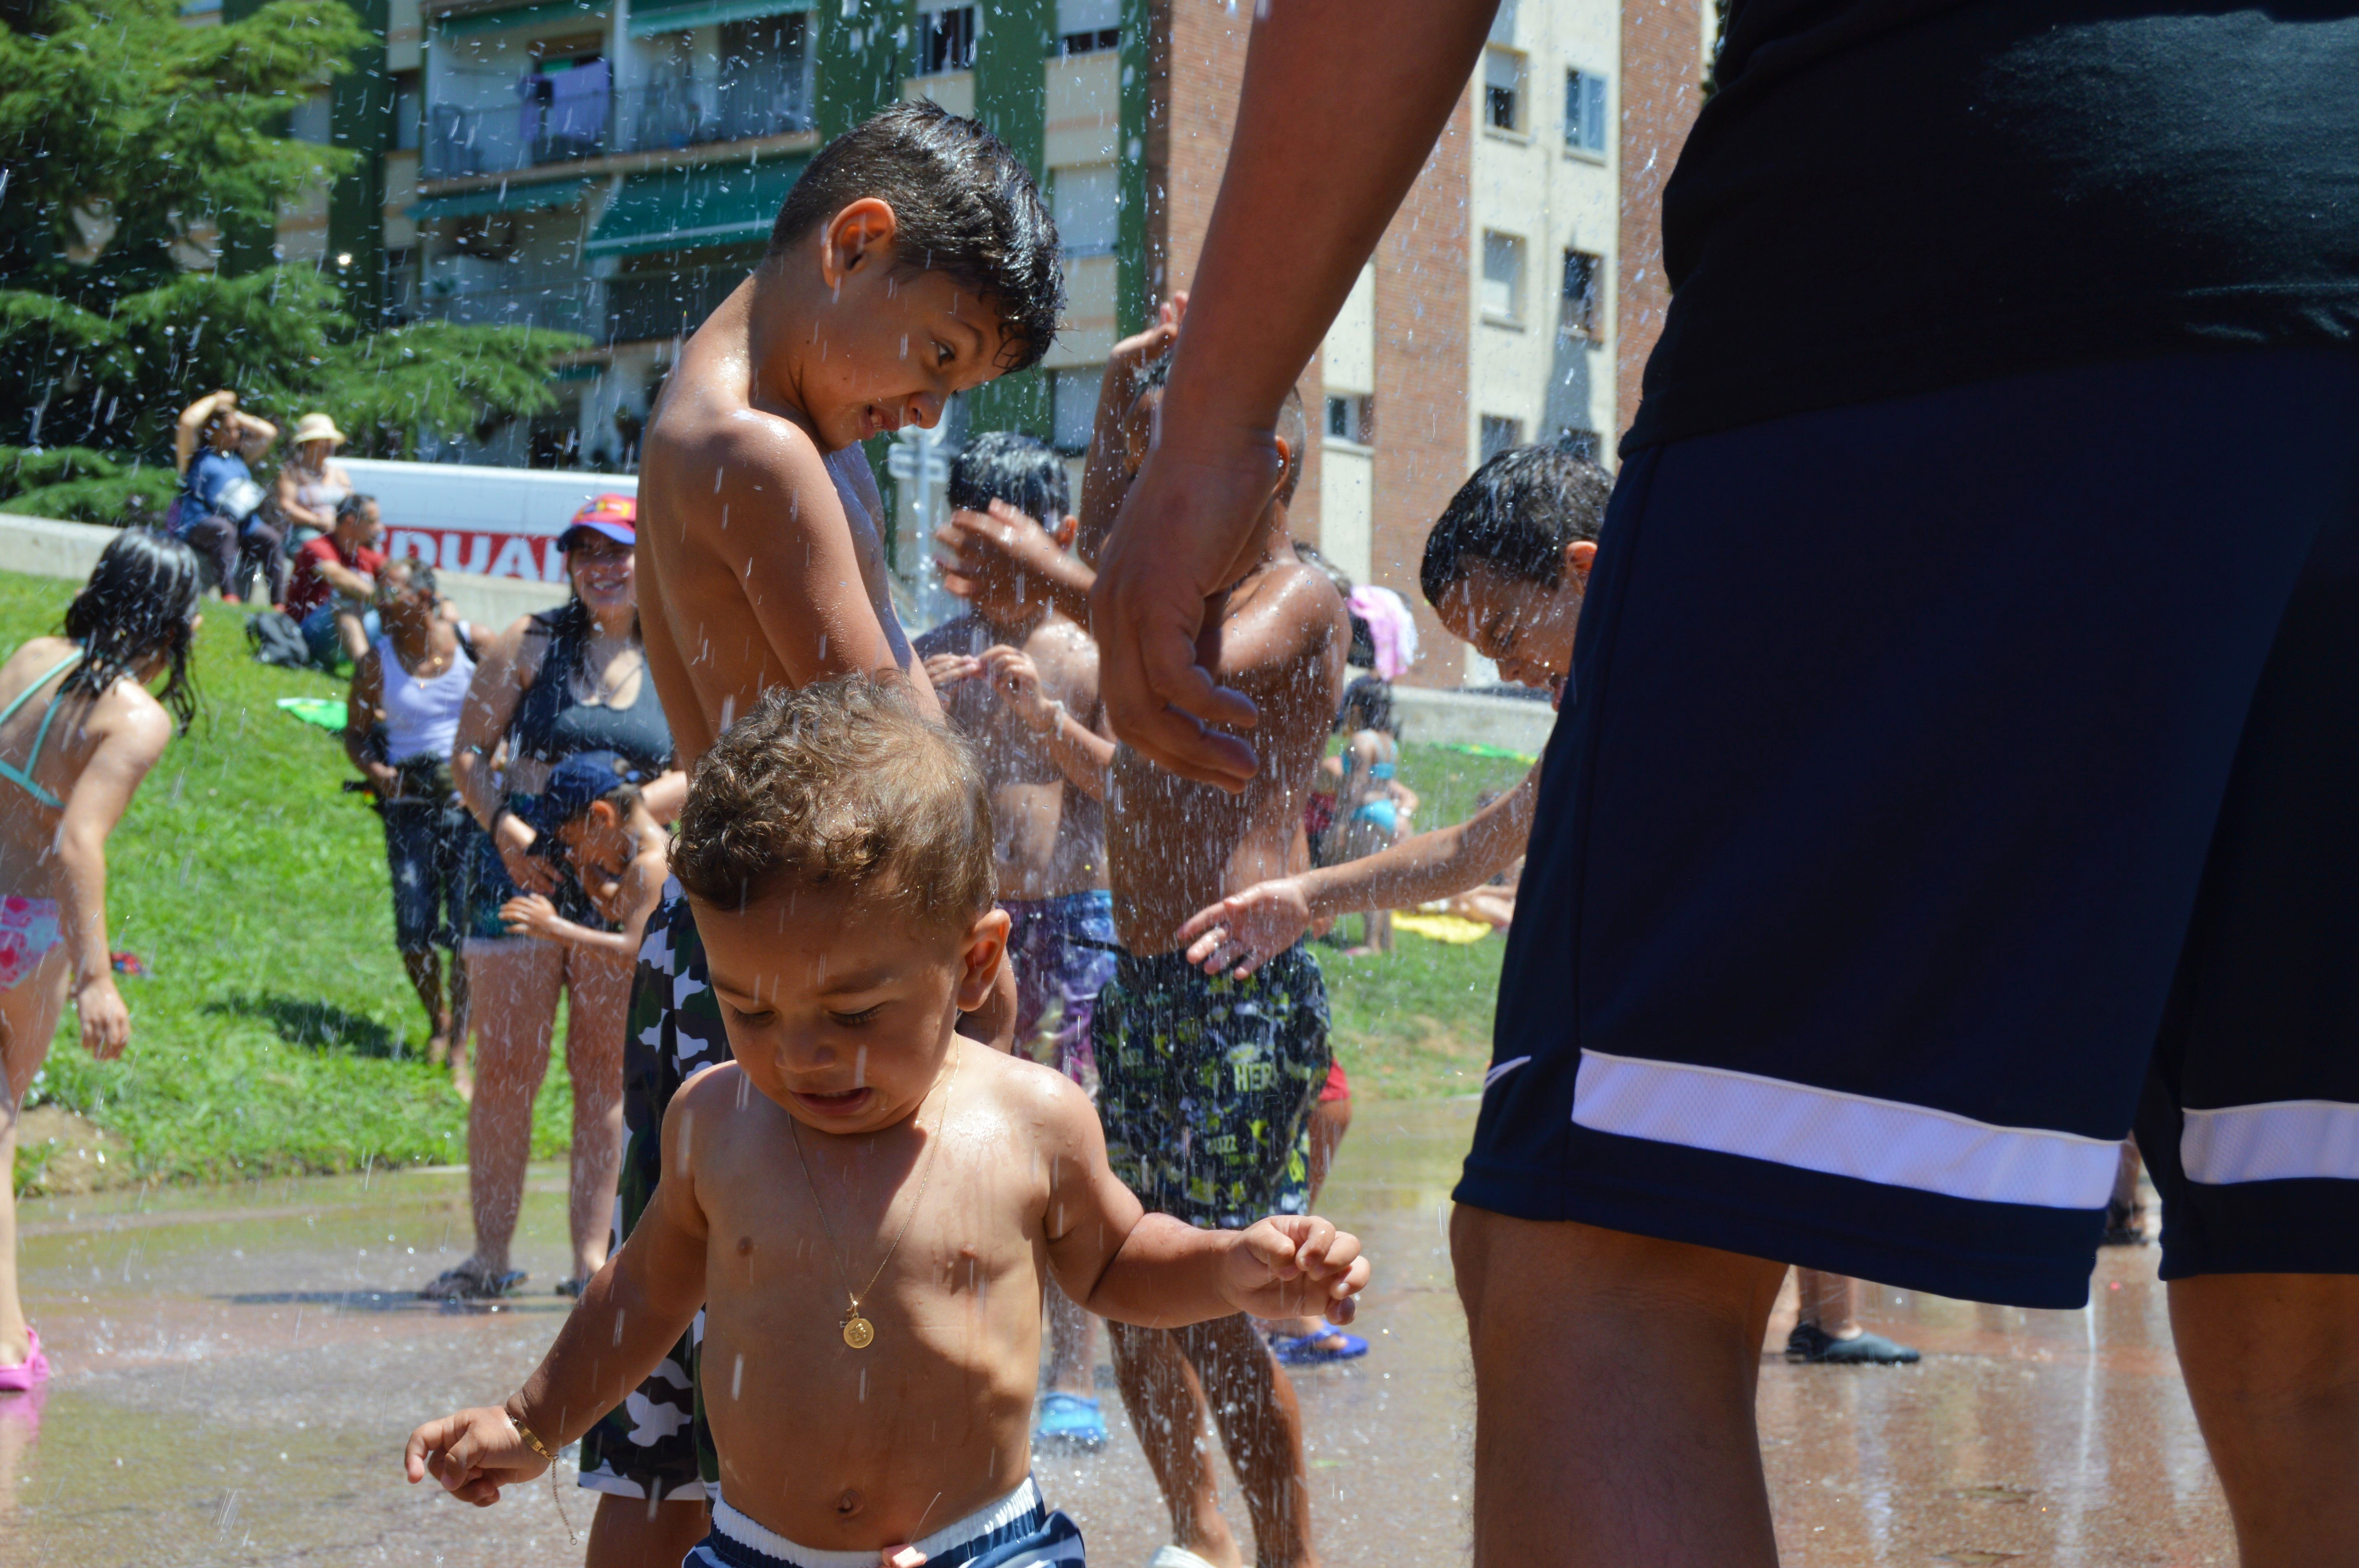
[0,532,202,1390]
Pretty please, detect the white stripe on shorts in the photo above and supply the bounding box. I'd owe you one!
[2181,1098,2359,1185]
[1571,1048,2120,1210]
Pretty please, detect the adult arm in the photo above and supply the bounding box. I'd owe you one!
[451,617,558,893]
[1089,0,1499,788]
[1177,764,1539,976]
[174,391,228,477]
[276,467,330,531]
[312,549,377,603]
[52,694,174,1057]
[342,650,399,799]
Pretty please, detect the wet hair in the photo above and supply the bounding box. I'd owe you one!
[62,530,202,732]
[1335,673,1397,739]
[1127,356,1309,503]
[768,100,1063,374]
[674,677,994,925]
[1292,540,1377,667]
[1421,445,1612,605]
[560,780,644,830]
[335,492,377,528]
[948,430,1068,532]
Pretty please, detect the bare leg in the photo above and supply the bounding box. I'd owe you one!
[1279,1095,1353,1340]
[398,946,447,1058]
[334,604,372,663]
[2103,1139,2148,1243]
[2171,1273,2359,1568]
[457,940,562,1278]
[1787,1267,1918,1363]
[586,1492,711,1568]
[1795,1268,1861,1336]
[561,945,631,1284]
[1454,1205,1786,1568]
[1176,1314,1320,1568]
[446,946,472,1086]
[1111,1320,1245,1568]
[0,950,71,1366]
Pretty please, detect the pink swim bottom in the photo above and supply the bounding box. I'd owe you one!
[0,897,62,992]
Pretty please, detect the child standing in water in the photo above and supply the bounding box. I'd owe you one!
[916,432,1120,1451]
[405,680,1369,1568]
[0,532,202,1389]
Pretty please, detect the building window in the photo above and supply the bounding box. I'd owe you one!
[289,88,332,145]
[1056,0,1119,53]
[1325,394,1373,446]
[1560,248,1602,340]
[1555,427,1601,462]
[1480,415,1524,464]
[1053,164,1119,256]
[1051,368,1098,455]
[1483,47,1524,133]
[1481,231,1524,321]
[715,13,812,140]
[1566,68,1608,156]
[393,72,422,152]
[917,4,976,75]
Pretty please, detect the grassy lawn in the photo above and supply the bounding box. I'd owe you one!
[4,564,1530,1189]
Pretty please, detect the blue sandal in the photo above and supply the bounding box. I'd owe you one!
[1268,1323,1368,1366]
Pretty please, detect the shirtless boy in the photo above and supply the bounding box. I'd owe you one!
[916,431,1119,1448]
[405,679,1370,1568]
[582,100,1061,1557]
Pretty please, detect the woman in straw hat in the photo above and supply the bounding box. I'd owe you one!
[274,413,356,579]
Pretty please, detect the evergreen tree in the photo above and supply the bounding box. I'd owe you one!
[0,0,586,521]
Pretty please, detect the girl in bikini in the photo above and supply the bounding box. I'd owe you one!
[0,531,202,1391]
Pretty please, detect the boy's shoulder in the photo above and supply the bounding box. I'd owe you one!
[645,387,840,546]
[962,1037,1096,1145]
[1227,557,1349,666]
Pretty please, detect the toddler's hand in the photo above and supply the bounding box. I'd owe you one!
[1221,1215,1369,1324]
[500,893,560,940]
[922,651,981,689]
[1176,878,1313,979]
[403,1404,550,1507]
[978,646,1053,728]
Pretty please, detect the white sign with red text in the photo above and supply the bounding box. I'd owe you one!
[341,459,639,583]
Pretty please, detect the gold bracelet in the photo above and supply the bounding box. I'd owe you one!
[510,1411,557,1461]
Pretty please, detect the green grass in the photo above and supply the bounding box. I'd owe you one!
[1,570,575,1192]
[6,563,1531,1188]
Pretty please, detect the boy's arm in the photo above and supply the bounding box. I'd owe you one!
[342,652,399,798]
[406,1088,710,1504]
[977,645,1115,801]
[1037,1070,1368,1327]
[1176,764,1540,976]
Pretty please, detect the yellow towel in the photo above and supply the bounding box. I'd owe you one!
[1391,912,1495,945]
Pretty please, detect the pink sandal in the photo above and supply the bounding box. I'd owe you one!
[0,1327,51,1392]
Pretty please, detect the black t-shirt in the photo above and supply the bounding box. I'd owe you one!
[1624,1,2359,453]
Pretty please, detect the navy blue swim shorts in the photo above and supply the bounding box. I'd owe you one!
[1468,349,2359,1309]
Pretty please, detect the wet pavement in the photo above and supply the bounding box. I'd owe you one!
[5,1099,2228,1566]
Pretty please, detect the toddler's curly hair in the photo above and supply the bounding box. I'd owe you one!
[674,677,995,923]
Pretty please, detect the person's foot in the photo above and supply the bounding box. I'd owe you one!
[1268,1321,1369,1366]
[420,1262,526,1301]
[426,1032,451,1067]
[0,1328,51,1392]
[1033,1390,1108,1450]
[2100,1198,2150,1246]
[1785,1322,1920,1364]
[1146,1547,1227,1568]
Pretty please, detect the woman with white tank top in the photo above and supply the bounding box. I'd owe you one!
[342,556,482,1086]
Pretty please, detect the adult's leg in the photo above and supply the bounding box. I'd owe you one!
[587,1492,711,1568]
[1109,1320,1245,1568]
[399,947,445,1049]
[1786,1268,1919,1364]
[0,952,71,1366]
[179,516,238,598]
[1454,1206,1787,1568]
[560,944,631,1284]
[239,519,286,605]
[2170,1275,2359,1568]
[1176,1314,1319,1568]
[458,939,562,1278]
[334,605,373,664]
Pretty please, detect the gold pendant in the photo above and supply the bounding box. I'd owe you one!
[842,1312,875,1350]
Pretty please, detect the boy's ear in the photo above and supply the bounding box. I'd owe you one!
[954,906,1013,1013]
[1566,538,1598,587]
[1054,513,1079,551]
[588,799,619,831]
[820,197,899,287]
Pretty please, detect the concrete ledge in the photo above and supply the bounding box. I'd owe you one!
[1392,684,1557,758]
[0,512,563,631]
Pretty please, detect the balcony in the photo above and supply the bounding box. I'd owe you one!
[606,263,750,344]
[416,276,601,337]
[421,78,813,180]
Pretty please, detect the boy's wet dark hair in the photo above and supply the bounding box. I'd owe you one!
[1335,673,1398,739]
[949,430,1068,532]
[1419,444,1613,605]
[769,100,1063,375]
[64,529,202,732]
[675,677,995,923]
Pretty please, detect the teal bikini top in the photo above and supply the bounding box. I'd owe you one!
[1369,760,1395,780]
[0,651,87,810]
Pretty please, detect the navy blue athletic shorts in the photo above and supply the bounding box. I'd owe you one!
[1466,349,2359,1309]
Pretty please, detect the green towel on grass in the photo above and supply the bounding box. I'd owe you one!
[276,696,347,731]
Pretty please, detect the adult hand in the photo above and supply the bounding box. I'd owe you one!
[1089,428,1279,790]
[76,974,130,1060]
[1220,1214,1369,1324]
[921,651,981,690]
[500,894,562,942]
[363,760,401,800]
[977,646,1054,731]
[1175,876,1315,978]
[493,811,556,894]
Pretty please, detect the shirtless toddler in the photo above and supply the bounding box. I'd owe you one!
[579,101,1061,1542]
[405,679,1369,1568]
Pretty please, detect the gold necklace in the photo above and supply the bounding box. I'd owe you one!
[788,1047,960,1350]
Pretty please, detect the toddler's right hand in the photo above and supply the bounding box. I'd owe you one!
[1175,878,1314,978]
[404,1405,550,1507]
[923,651,982,689]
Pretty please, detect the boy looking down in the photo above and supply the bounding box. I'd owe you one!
[404,679,1370,1568]
[582,100,1060,1559]
[916,431,1119,1448]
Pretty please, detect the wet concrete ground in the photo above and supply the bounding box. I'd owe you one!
[5,1099,2228,1566]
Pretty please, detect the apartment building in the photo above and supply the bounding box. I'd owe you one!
[243,0,1708,683]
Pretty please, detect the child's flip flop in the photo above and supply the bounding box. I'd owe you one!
[1267,1322,1369,1366]
[0,1327,50,1393]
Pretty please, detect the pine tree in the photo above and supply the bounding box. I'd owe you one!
[0,0,586,521]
